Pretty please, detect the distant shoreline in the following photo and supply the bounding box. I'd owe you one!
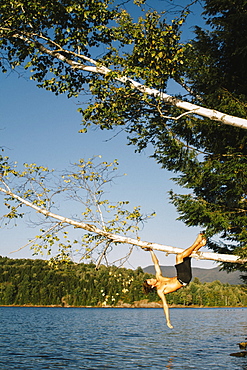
[1,303,246,309]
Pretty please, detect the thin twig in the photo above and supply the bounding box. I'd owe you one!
[96,240,111,270]
[112,245,134,268]
[10,222,62,254]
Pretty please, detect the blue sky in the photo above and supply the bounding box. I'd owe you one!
[0,1,215,269]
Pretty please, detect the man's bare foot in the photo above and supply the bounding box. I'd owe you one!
[167,321,174,329]
[191,233,204,247]
[193,235,207,252]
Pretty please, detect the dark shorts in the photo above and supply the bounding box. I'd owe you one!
[175,257,192,286]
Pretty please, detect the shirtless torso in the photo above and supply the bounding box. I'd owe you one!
[143,234,207,328]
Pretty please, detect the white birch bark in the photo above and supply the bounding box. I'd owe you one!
[1,186,246,264]
[82,65,247,130]
[4,31,247,130]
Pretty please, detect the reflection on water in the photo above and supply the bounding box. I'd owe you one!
[166,357,174,369]
[0,307,246,369]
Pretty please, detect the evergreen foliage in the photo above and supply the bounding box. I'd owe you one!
[0,256,246,307]
[169,0,247,271]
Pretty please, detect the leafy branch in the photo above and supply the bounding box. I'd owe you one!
[0,157,246,264]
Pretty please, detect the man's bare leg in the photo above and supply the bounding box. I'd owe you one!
[176,233,206,264]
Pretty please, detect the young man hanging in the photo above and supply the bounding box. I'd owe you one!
[143,233,207,328]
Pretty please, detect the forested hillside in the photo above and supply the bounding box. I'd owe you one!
[0,257,246,307]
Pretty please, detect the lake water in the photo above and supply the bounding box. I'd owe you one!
[0,307,246,369]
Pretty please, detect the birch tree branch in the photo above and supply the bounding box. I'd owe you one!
[1,186,246,264]
[3,30,247,130]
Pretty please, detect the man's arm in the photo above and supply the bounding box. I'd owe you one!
[157,289,173,329]
[149,250,162,277]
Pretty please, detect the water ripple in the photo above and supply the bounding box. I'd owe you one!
[0,307,247,369]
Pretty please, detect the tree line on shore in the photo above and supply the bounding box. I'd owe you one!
[0,256,246,307]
